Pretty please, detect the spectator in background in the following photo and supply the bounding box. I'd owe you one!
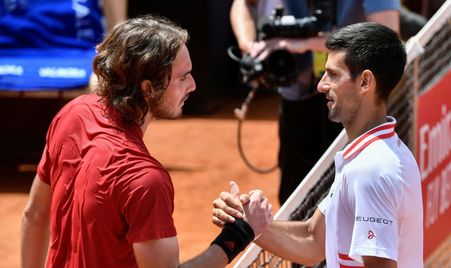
[230,0,401,205]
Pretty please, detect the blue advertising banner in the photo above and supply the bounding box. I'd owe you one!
[0,0,104,90]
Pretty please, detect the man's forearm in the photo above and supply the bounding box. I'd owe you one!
[21,212,50,268]
[103,0,127,31]
[230,0,257,53]
[21,175,51,268]
[367,10,400,34]
[255,221,325,266]
[181,218,256,267]
[180,244,228,268]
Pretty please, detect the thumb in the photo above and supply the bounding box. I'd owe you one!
[229,181,240,199]
[240,194,250,205]
[230,181,244,213]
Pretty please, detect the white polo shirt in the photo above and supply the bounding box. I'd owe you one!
[318,117,423,268]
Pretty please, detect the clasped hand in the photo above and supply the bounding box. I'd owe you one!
[212,181,273,237]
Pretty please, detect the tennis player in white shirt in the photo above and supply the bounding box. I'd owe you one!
[212,22,423,268]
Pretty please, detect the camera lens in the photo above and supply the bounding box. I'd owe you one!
[264,49,297,86]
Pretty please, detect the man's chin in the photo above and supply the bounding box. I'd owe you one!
[327,113,340,123]
[157,115,180,120]
[156,110,183,120]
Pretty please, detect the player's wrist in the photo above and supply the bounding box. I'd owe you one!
[211,218,255,263]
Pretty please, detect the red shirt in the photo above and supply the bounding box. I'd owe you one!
[38,94,176,267]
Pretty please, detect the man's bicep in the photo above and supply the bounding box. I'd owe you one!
[26,174,51,215]
[133,236,180,268]
[309,209,326,247]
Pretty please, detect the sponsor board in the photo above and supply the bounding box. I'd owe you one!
[416,70,451,260]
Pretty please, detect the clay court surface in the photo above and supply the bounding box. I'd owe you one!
[0,94,281,267]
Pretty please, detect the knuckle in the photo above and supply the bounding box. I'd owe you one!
[222,206,231,214]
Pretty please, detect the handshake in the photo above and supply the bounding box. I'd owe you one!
[212,181,273,241]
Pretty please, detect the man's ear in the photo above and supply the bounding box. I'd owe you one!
[140,79,153,97]
[359,69,375,94]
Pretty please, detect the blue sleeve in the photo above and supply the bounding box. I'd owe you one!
[363,0,401,15]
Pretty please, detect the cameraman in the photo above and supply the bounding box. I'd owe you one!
[230,0,400,205]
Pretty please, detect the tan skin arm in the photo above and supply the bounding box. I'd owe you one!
[102,0,127,31]
[21,175,51,268]
[367,10,400,34]
[230,0,258,53]
[363,256,397,267]
[255,209,326,266]
[212,182,398,267]
[255,214,398,267]
[133,237,229,268]
[212,182,325,266]
[134,188,272,268]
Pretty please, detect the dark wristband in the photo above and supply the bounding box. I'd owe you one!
[211,218,255,263]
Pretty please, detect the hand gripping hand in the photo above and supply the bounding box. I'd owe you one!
[212,181,273,237]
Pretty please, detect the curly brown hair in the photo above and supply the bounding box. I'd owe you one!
[93,15,189,125]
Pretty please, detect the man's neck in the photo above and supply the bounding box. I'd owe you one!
[141,112,154,133]
[345,106,387,143]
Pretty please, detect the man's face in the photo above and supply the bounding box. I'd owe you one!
[151,44,196,119]
[317,51,361,125]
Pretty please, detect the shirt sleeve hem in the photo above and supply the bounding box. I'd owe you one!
[127,228,177,243]
[349,246,397,263]
[37,169,50,185]
[317,198,327,214]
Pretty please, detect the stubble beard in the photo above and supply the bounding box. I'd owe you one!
[150,97,182,120]
[327,104,341,123]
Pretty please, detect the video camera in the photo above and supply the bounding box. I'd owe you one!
[240,2,334,88]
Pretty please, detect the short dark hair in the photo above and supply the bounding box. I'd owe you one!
[93,15,189,125]
[325,22,406,102]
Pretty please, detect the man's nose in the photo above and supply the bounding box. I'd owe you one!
[317,75,329,93]
[189,76,196,93]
